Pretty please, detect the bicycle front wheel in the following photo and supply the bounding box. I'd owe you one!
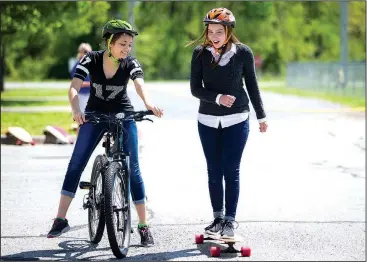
[88,155,107,244]
[104,161,131,259]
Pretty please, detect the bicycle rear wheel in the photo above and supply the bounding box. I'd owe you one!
[88,155,107,244]
[104,161,131,259]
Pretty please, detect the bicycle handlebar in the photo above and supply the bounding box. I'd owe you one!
[84,110,155,125]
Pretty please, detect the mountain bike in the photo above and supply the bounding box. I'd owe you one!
[79,110,154,258]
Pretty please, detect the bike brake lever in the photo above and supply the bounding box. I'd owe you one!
[143,118,153,123]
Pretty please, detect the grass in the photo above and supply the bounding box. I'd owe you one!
[1,112,77,136]
[262,85,365,109]
[1,88,68,98]
[1,100,69,107]
[1,88,69,107]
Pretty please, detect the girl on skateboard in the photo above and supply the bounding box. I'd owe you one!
[187,7,268,238]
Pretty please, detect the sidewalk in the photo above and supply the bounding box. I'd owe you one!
[1,134,76,145]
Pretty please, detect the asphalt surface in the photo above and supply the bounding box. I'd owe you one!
[1,81,365,261]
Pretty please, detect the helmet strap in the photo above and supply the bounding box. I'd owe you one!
[107,34,122,64]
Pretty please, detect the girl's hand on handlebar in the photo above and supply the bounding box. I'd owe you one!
[145,103,163,118]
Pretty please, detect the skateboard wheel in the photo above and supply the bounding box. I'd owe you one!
[241,246,251,257]
[31,141,36,146]
[16,140,22,146]
[195,234,204,244]
[210,246,221,257]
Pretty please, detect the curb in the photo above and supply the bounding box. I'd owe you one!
[1,135,77,145]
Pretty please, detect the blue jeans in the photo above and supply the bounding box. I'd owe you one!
[61,115,146,204]
[198,119,250,220]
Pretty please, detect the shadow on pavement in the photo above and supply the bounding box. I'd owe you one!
[0,239,205,261]
[0,236,243,260]
[0,240,110,261]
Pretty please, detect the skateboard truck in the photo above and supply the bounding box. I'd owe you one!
[222,242,240,253]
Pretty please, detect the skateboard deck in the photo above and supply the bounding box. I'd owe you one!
[195,232,251,257]
[44,125,73,144]
[6,126,35,145]
[205,232,244,243]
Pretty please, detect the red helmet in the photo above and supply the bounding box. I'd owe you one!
[203,8,236,28]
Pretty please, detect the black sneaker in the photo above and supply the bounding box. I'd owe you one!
[47,218,70,238]
[204,217,224,235]
[138,225,154,246]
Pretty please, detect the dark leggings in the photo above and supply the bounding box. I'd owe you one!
[198,119,250,220]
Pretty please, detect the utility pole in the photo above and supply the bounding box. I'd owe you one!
[128,0,137,57]
[340,0,348,88]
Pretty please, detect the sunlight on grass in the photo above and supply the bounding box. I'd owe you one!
[1,88,68,98]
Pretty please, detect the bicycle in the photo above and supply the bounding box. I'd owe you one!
[78,110,154,259]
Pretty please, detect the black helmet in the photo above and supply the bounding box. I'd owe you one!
[102,19,138,38]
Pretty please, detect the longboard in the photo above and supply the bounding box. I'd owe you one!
[195,232,251,257]
[5,126,35,145]
[43,125,73,144]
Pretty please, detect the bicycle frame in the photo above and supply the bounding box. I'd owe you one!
[103,121,130,169]
[86,110,154,198]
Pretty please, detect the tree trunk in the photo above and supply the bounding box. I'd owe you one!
[0,41,4,92]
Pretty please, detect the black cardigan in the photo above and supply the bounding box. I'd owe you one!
[190,43,266,120]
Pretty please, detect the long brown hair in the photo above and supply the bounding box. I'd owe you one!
[186,25,241,66]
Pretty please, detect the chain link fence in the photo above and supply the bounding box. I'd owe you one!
[285,62,365,97]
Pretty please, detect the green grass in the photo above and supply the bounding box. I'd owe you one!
[262,86,365,109]
[1,99,69,107]
[258,74,285,82]
[1,112,77,136]
[1,88,68,98]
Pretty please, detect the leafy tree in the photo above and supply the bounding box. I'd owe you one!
[1,1,365,86]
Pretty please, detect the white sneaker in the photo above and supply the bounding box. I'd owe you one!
[221,220,238,238]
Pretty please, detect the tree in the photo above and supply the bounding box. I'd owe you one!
[0,1,110,89]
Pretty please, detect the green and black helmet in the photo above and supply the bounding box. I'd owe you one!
[102,19,138,38]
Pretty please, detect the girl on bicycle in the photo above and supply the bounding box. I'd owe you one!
[47,19,163,246]
[187,8,268,238]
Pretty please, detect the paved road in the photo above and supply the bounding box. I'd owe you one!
[1,81,365,261]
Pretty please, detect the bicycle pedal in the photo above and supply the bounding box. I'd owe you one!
[79,181,92,190]
[83,202,91,210]
[82,194,91,210]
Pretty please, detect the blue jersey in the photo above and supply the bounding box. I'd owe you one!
[71,61,91,94]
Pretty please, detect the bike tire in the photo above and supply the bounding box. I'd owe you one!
[88,154,107,244]
[104,161,131,259]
